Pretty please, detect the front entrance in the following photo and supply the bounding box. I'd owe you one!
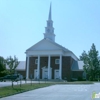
[55,70,59,79]
[43,68,48,79]
[42,67,52,79]
[34,69,37,79]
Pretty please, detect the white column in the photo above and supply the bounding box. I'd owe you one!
[26,56,29,79]
[48,55,51,79]
[37,55,40,79]
[59,54,62,80]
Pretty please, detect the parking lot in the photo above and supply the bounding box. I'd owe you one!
[0,82,100,100]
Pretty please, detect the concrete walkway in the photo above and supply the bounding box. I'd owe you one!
[1,83,100,100]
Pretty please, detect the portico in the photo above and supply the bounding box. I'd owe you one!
[26,54,62,80]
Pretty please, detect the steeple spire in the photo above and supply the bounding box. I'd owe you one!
[44,3,55,42]
[48,3,52,20]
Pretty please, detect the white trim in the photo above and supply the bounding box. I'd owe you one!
[35,59,38,64]
[42,67,52,79]
[37,55,40,79]
[42,68,48,79]
[26,56,29,79]
[64,52,78,61]
[26,50,63,56]
[55,59,59,64]
[48,55,51,79]
[34,69,37,79]
[59,55,62,79]
[54,69,59,79]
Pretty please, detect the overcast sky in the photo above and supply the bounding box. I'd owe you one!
[0,0,100,61]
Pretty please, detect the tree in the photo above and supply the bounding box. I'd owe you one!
[0,56,6,77]
[80,43,100,81]
[6,56,19,75]
[6,56,19,88]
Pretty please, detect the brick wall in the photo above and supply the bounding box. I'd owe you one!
[62,56,74,81]
[51,56,59,79]
[28,56,82,81]
[40,57,48,79]
[29,57,37,78]
[72,71,83,79]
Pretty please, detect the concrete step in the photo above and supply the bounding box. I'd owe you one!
[27,79,64,82]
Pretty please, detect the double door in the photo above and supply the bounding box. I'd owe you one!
[55,70,59,79]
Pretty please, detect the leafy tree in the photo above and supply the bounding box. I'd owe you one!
[80,43,100,81]
[6,56,19,75]
[6,56,19,88]
[0,56,6,77]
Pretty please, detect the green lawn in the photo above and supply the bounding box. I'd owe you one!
[0,83,54,98]
[0,81,93,98]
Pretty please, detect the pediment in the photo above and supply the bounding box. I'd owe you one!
[26,39,62,51]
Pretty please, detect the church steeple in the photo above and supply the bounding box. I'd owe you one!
[44,3,55,42]
[48,3,51,20]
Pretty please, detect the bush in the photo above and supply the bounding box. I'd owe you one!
[71,78,78,81]
[82,78,86,81]
[78,77,83,81]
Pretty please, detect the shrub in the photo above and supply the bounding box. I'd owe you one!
[78,77,83,81]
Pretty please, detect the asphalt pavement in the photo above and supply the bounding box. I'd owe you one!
[0,82,100,100]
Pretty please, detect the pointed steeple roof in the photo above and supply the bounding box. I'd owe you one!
[48,3,52,20]
[44,3,55,42]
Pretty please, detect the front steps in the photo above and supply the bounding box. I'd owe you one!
[26,79,64,82]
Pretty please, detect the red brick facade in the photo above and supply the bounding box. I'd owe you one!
[72,71,83,79]
[27,56,80,81]
[62,56,74,81]
[19,56,83,81]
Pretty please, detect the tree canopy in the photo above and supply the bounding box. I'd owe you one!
[80,43,100,81]
[0,56,6,77]
[6,56,19,75]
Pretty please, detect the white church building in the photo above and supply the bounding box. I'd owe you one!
[25,4,84,81]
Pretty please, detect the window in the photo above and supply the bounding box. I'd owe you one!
[55,59,59,64]
[35,59,38,64]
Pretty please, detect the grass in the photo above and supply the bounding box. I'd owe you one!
[0,81,94,98]
[0,83,54,98]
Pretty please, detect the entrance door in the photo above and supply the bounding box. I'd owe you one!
[43,69,48,79]
[34,69,37,79]
[55,70,59,79]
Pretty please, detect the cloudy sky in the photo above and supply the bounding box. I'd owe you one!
[0,0,100,60]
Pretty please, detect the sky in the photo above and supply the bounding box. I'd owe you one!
[0,0,100,61]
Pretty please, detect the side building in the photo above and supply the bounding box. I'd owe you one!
[6,61,26,78]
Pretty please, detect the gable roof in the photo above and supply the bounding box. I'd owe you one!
[6,61,26,71]
[26,39,62,51]
[26,38,70,52]
[71,60,84,71]
[26,38,78,60]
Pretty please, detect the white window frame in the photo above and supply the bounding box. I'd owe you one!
[55,59,59,64]
[35,59,38,64]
